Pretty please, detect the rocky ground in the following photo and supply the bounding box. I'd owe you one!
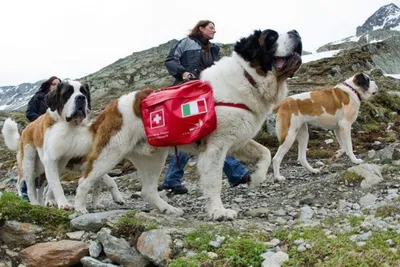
[0,138,400,266]
[0,56,399,266]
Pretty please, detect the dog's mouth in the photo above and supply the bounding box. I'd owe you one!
[66,107,87,125]
[273,52,302,71]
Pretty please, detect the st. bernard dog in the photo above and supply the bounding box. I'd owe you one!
[74,29,303,220]
[2,80,124,209]
[272,73,379,181]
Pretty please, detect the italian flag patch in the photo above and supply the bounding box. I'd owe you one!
[181,99,207,117]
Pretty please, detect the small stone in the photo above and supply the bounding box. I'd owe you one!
[299,205,314,222]
[66,231,85,240]
[357,241,366,247]
[89,240,102,258]
[293,238,305,245]
[297,244,307,252]
[207,252,218,259]
[359,193,377,207]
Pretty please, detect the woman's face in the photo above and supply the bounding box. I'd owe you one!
[199,23,216,40]
[49,79,60,92]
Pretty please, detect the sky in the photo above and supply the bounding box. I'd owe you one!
[0,0,398,86]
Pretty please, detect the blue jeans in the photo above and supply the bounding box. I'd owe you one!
[163,152,248,187]
[20,178,39,201]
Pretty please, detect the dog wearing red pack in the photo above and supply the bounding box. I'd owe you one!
[74,29,303,221]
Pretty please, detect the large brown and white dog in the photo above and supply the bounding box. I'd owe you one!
[272,73,379,181]
[74,29,303,220]
[2,81,124,209]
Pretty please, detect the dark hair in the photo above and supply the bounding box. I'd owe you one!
[188,20,215,38]
[38,76,61,94]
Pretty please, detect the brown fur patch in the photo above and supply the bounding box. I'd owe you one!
[276,87,351,143]
[17,112,56,184]
[133,88,154,117]
[85,101,123,177]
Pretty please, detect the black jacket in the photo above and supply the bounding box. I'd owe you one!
[165,37,220,84]
[26,91,48,122]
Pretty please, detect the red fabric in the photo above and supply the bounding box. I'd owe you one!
[141,80,217,147]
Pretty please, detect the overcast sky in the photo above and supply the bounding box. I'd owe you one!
[0,0,398,86]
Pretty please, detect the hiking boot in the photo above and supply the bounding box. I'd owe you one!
[157,184,188,194]
[230,172,251,188]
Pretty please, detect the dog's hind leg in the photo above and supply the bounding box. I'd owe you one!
[128,151,184,216]
[92,174,125,209]
[75,152,124,214]
[232,140,271,187]
[197,144,237,221]
[272,128,297,181]
[297,123,320,174]
[23,146,39,204]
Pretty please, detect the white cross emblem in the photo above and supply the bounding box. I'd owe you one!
[153,114,162,124]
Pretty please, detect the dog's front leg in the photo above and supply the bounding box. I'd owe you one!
[338,122,363,164]
[233,139,271,186]
[197,146,237,221]
[43,158,73,210]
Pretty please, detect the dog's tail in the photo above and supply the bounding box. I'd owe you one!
[2,118,20,151]
[133,88,154,117]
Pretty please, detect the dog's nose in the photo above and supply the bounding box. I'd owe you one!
[288,30,300,39]
[76,95,86,102]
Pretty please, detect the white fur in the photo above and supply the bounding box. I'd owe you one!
[1,81,124,210]
[2,118,20,151]
[273,73,379,181]
[74,32,300,220]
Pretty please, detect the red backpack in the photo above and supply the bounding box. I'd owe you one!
[141,80,217,147]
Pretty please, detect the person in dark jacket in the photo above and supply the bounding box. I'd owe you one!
[26,76,61,121]
[158,20,250,194]
[21,76,61,201]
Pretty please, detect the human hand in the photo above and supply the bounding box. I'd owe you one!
[182,72,194,80]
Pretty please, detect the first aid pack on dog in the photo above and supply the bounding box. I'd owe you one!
[141,80,217,147]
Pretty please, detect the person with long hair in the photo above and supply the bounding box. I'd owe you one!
[159,20,250,194]
[21,76,61,201]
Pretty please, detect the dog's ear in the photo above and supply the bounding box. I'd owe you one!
[81,83,91,110]
[260,29,279,51]
[45,83,62,111]
[354,73,370,89]
[234,30,262,61]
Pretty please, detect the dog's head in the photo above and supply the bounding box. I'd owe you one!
[234,29,302,77]
[46,80,91,125]
[348,73,379,100]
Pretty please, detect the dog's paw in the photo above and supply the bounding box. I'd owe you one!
[310,168,321,174]
[352,158,363,164]
[58,202,74,211]
[274,175,286,182]
[162,205,184,216]
[113,195,125,206]
[208,208,238,221]
[95,204,105,210]
[45,199,57,207]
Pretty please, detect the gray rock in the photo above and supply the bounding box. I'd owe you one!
[299,205,314,222]
[137,229,173,267]
[0,221,43,247]
[347,164,383,189]
[359,193,377,207]
[97,228,149,267]
[66,231,85,240]
[81,257,118,267]
[71,210,129,232]
[245,207,270,217]
[89,240,103,258]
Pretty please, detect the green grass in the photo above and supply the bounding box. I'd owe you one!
[169,225,267,267]
[0,191,72,234]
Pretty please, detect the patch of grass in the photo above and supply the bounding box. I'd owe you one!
[111,211,158,245]
[169,225,266,267]
[0,191,72,234]
[338,171,364,185]
[277,226,400,267]
[376,204,400,218]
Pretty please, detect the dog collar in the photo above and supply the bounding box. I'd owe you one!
[215,102,252,112]
[343,82,361,101]
[244,69,257,88]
